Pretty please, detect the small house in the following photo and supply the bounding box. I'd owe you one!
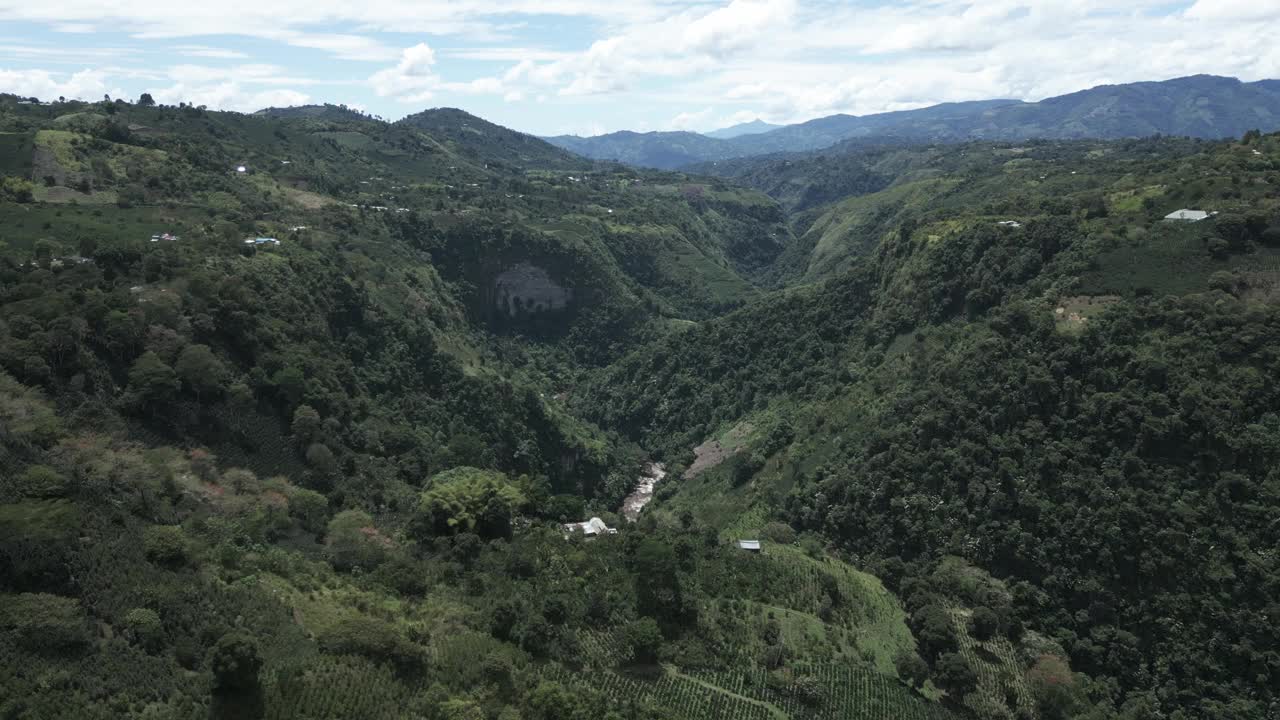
[563,517,617,539]
[996,220,1022,228]
[243,237,280,246]
[235,165,247,173]
[737,540,762,552]
[1164,209,1212,222]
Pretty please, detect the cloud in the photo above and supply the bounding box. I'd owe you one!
[153,83,309,111]
[443,47,571,62]
[1184,0,1280,22]
[682,0,795,57]
[0,67,120,100]
[172,45,249,60]
[370,42,442,101]
[668,107,712,130]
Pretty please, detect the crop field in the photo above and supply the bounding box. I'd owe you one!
[951,610,1035,718]
[0,203,209,254]
[542,664,778,720]
[687,664,954,720]
[265,654,415,720]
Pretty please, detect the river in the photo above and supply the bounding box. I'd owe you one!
[621,462,666,522]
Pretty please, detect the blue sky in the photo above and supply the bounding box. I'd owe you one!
[0,0,1277,136]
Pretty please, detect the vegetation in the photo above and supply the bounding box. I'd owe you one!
[1,89,1279,719]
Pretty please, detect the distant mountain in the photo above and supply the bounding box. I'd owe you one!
[544,75,1280,169]
[704,119,783,139]
[399,107,589,171]
[544,130,736,169]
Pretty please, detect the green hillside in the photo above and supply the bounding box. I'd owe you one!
[3,90,1280,720]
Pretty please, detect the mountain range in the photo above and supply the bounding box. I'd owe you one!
[545,74,1280,169]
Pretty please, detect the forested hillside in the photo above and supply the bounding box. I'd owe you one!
[2,90,1279,720]
[585,132,1280,718]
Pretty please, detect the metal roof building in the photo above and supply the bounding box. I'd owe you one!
[1164,209,1212,222]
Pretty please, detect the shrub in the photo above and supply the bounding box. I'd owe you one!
[935,652,978,696]
[5,465,66,499]
[760,521,796,544]
[143,525,189,565]
[894,651,930,689]
[318,615,423,666]
[123,608,164,650]
[288,486,329,533]
[0,592,89,651]
[620,617,663,664]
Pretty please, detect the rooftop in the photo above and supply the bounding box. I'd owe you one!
[1164,209,1213,222]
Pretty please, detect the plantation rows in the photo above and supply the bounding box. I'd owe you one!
[690,664,955,720]
[542,664,776,720]
[265,654,414,720]
[951,614,1034,717]
[576,628,629,667]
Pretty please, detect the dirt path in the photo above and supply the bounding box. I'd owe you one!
[621,462,666,521]
[670,667,790,720]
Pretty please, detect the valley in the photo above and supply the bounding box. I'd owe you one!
[1,91,1279,720]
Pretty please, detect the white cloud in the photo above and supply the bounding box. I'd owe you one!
[0,67,120,101]
[1184,0,1280,22]
[153,82,309,111]
[682,0,795,57]
[370,42,442,101]
[172,45,249,60]
[668,107,712,130]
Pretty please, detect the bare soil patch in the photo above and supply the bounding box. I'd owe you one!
[687,422,754,478]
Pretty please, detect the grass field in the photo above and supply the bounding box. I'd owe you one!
[0,203,208,254]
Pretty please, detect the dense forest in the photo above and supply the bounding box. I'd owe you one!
[1,92,1278,720]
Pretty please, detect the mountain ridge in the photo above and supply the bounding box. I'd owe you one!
[544,75,1280,169]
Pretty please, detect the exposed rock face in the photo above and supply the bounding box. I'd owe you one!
[494,263,572,316]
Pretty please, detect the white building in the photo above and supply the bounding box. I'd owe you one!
[563,517,617,538]
[1164,209,1213,222]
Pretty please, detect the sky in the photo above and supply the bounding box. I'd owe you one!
[1,0,1278,137]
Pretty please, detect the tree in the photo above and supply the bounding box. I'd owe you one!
[970,606,1000,641]
[1027,655,1081,720]
[222,468,258,494]
[138,92,155,107]
[525,681,584,720]
[935,652,978,697]
[209,633,264,720]
[894,651,930,689]
[632,539,689,623]
[326,510,389,571]
[305,442,337,474]
[291,405,321,444]
[416,468,525,540]
[288,486,329,533]
[910,604,957,661]
[174,344,226,399]
[128,351,179,406]
[123,608,163,650]
[621,617,663,665]
[143,525,189,565]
